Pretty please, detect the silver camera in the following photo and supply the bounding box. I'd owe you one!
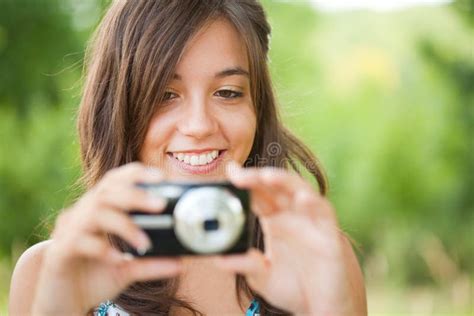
[124,181,250,256]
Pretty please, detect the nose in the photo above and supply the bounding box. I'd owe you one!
[177,96,218,139]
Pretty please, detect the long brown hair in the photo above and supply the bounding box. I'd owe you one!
[79,0,327,315]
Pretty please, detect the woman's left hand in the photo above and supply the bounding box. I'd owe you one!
[214,162,367,315]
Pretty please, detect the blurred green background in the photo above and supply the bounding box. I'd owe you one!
[0,0,472,314]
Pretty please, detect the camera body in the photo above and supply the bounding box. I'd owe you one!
[124,181,251,257]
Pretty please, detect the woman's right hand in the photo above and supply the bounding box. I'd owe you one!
[31,162,182,316]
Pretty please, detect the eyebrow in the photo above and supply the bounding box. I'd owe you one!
[172,67,249,80]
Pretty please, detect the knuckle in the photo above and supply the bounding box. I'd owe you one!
[102,168,119,183]
[103,163,146,186]
[94,181,113,198]
[78,212,94,228]
[67,206,95,229]
[132,189,149,206]
[115,262,133,283]
[55,210,70,226]
[113,213,133,230]
[124,189,147,210]
[320,198,334,212]
[302,191,319,205]
[93,178,115,200]
[124,162,145,175]
[54,210,75,230]
[93,184,109,202]
[77,245,95,259]
[106,164,139,181]
[122,219,143,239]
[94,241,110,256]
[50,226,62,239]
[127,161,143,169]
[52,209,81,239]
[101,212,138,240]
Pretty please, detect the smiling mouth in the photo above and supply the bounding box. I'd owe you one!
[167,150,225,166]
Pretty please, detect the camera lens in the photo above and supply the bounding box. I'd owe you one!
[174,186,245,254]
[203,219,219,231]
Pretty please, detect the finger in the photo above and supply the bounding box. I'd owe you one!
[99,185,167,214]
[117,257,183,284]
[228,162,311,215]
[226,162,279,215]
[103,162,165,185]
[86,208,152,253]
[51,209,73,239]
[61,234,131,264]
[94,163,167,212]
[294,190,338,226]
[54,208,151,261]
[213,248,270,289]
[260,192,338,244]
[260,168,338,226]
[229,162,325,221]
[260,167,315,199]
[54,206,153,254]
[259,167,324,219]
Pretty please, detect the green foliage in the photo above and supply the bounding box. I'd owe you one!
[0,0,85,256]
[452,0,474,26]
[0,105,81,256]
[0,0,81,116]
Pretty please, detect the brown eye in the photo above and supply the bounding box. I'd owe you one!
[215,89,243,99]
[163,91,178,101]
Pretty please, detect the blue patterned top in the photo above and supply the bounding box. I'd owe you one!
[95,299,260,316]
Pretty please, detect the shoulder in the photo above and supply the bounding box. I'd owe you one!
[8,240,53,316]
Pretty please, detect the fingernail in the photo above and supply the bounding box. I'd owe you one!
[137,232,152,254]
[147,196,167,209]
[136,246,149,256]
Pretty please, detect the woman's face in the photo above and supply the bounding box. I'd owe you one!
[139,18,256,181]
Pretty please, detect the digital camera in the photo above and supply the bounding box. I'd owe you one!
[124,181,251,257]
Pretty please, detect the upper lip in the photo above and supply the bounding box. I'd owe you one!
[167,148,224,154]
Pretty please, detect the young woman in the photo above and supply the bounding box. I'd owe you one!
[9,1,367,315]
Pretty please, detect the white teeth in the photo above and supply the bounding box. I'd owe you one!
[171,150,220,166]
[198,154,206,165]
[190,156,199,166]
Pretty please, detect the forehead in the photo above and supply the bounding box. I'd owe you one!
[174,18,249,78]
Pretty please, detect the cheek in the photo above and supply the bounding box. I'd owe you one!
[139,116,174,163]
[223,108,256,159]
